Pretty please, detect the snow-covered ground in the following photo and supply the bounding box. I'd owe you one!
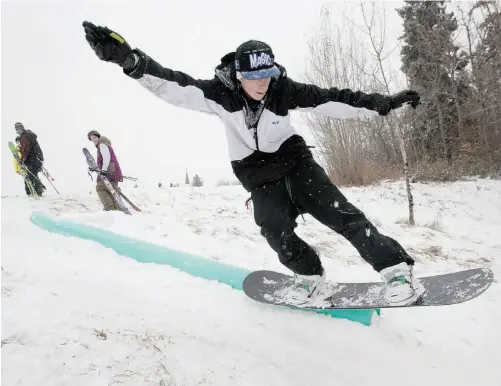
[2,179,500,386]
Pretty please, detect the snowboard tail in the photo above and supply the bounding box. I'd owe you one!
[243,267,494,310]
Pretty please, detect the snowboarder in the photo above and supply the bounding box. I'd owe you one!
[14,122,46,197]
[87,130,124,211]
[82,21,424,305]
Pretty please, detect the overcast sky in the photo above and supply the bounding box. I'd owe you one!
[1,0,405,196]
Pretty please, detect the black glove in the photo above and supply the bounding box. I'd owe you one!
[390,90,420,111]
[82,21,136,69]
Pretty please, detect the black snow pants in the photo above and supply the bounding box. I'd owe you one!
[251,158,414,276]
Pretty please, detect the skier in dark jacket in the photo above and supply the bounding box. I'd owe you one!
[82,21,424,305]
[14,122,46,197]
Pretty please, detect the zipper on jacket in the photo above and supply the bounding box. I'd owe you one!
[242,98,261,152]
[239,79,279,153]
[254,81,278,151]
[253,126,259,151]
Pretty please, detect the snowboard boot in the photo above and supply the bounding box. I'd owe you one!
[288,268,326,305]
[380,262,426,305]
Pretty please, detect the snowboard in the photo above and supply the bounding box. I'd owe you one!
[82,148,131,215]
[243,267,494,309]
[8,141,39,199]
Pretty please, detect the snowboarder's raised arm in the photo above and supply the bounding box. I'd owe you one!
[284,78,420,118]
[82,21,220,115]
[123,49,220,115]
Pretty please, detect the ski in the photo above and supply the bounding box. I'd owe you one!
[118,190,141,212]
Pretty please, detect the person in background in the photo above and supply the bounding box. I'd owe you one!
[12,137,23,175]
[87,130,124,211]
[14,122,46,197]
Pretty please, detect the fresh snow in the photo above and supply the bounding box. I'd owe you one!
[2,179,500,385]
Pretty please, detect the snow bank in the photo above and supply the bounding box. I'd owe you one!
[2,179,500,385]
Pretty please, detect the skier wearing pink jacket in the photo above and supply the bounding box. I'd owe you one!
[87,130,123,211]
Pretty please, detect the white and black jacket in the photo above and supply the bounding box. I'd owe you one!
[124,50,391,191]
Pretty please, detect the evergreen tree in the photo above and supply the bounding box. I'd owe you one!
[397,1,464,163]
[192,174,203,187]
[473,2,501,147]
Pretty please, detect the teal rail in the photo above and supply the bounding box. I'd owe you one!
[30,211,379,326]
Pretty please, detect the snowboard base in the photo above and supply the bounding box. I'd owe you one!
[243,267,494,310]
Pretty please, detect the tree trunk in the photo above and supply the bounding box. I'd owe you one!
[435,97,450,163]
[389,118,415,225]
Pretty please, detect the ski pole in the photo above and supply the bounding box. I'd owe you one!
[40,167,60,194]
[88,167,137,181]
[37,159,56,180]
[42,170,60,194]
[121,175,138,181]
[36,158,60,193]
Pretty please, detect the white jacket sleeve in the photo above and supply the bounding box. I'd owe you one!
[99,143,111,171]
[124,49,224,116]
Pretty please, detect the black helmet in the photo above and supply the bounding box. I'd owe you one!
[15,136,21,143]
[87,130,101,140]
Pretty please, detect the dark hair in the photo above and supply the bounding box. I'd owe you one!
[87,130,101,140]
